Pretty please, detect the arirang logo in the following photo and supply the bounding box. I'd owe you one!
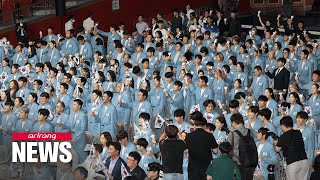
[12,132,73,163]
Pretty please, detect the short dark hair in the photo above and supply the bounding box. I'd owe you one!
[93,144,103,154]
[174,109,185,119]
[139,89,148,99]
[190,111,203,121]
[229,100,239,108]
[104,91,113,100]
[230,113,244,125]
[139,112,150,121]
[116,130,129,141]
[109,142,121,154]
[258,95,268,102]
[75,166,88,179]
[137,138,148,149]
[280,116,293,128]
[74,99,83,107]
[128,151,141,163]
[38,109,50,118]
[165,125,178,138]
[296,111,308,120]
[258,108,272,120]
[249,106,259,114]
[219,142,232,154]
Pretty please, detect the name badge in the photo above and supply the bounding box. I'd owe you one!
[231,72,234,74]
[69,45,72,47]
[148,74,151,77]
[241,78,244,81]
[305,67,308,70]
[76,120,80,123]
[293,112,297,115]
[157,96,160,99]
[262,152,267,156]
[204,94,208,98]
[25,128,29,131]
[316,103,319,106]
[141,108,145,112]
[112,38,115,41]
[272,66,275,69]
[30,112,34,116]
[144,164,148,168]
[303,136,306,141]
[218,87,221,89]
[8,122,11,126]
[54,56,57,58]
[106,113,110,116]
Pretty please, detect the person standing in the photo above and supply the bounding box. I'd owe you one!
[265,58,290,92]
[283,0,293,19]
[15,16,28,44]
[159,125,186,179]
[274,116,309,180]
[185,111,218,180]
[227,113,256,180]
[206,142,241,180]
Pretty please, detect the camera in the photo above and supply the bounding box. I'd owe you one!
[267,164,275,180]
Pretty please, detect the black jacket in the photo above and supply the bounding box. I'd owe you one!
[265,67,290,91]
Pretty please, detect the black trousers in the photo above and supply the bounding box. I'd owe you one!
[188,165,207,180]
[239,165,255,180]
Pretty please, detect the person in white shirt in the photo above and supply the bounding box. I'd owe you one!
[65,15,75,32]
[136,15,149,35]
[186,3,194,20]
[117,22,125,38]
[83,11,94,33]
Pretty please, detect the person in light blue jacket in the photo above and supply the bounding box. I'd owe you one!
[192,76,213,112]
[307,83,320,125]
[250,66,269,101]
[296,111,315,165]
[31,108,53,132]
[0,101,18,151]
[77,35,93,61]
[296,50,313,86]
[93,91,117,140]
[256,128,279,180]
[42,26,58,43]
[212,69,226,104]
[166,80,184,120]
[11,44,25,66]
[51,101,69,132]
[288,92,303,123]
[69,99,87,163]
[27,93,40,122]
[259,108,277,137]
[60,30,79,57]
[97,24,121,53]
[14,106,33,132]
[117,130,137,163]
[27,45,39,68]
[46,40,60,67]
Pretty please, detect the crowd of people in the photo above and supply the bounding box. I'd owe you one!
[1,2,320,180]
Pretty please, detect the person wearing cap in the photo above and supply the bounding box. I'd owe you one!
[146,162,162,180]
[96,24,121,53]
[206,142,241,180]
[185,111,218,180]
[46,40,60,67]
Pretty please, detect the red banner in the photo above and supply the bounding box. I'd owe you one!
[12,132,72,141]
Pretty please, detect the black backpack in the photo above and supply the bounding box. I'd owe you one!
[234,129,258,168]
